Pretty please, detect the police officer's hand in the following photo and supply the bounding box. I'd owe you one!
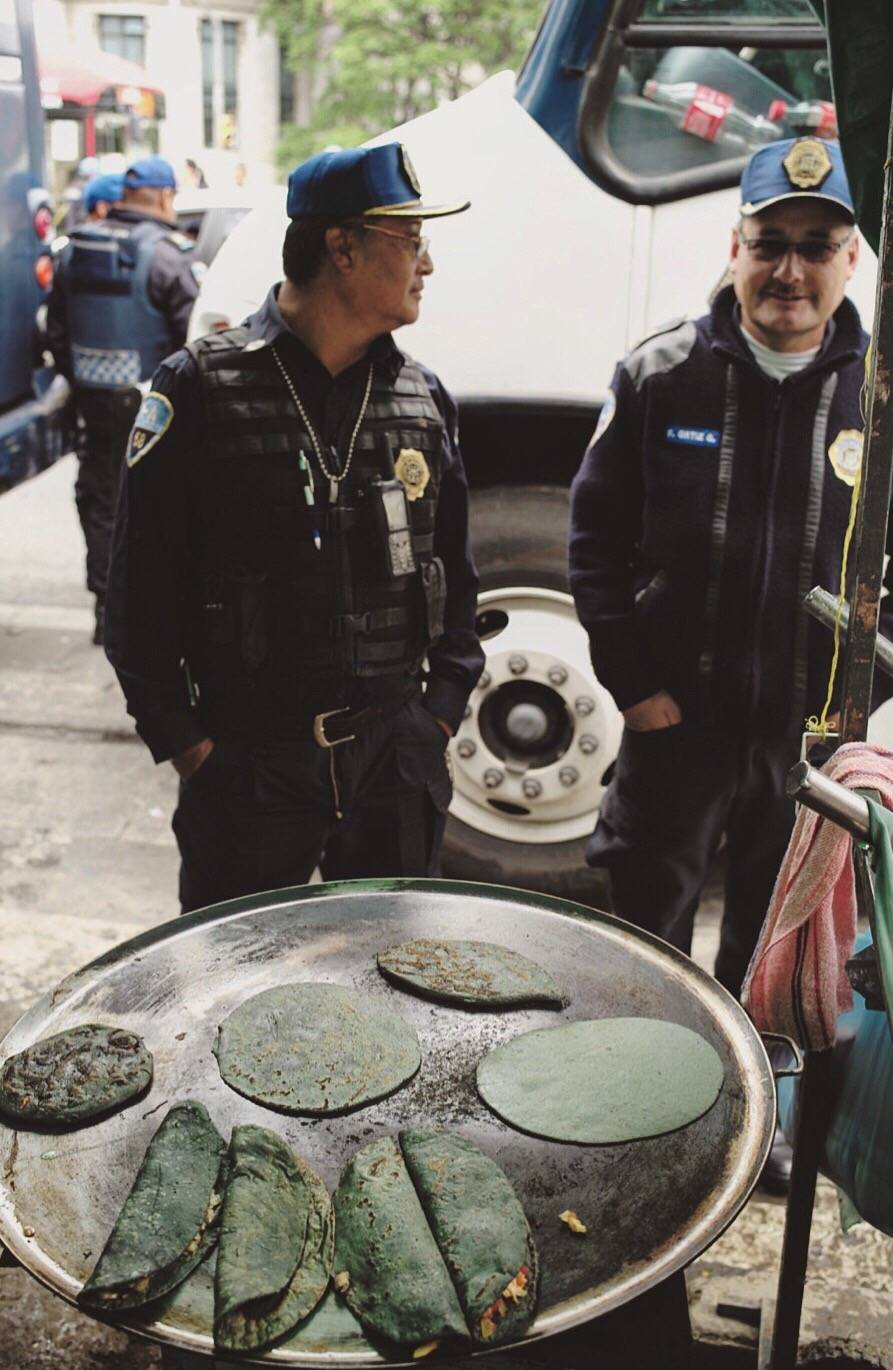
[623,691,682,732]
[173,738,215,780]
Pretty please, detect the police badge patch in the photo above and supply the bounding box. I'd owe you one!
[782,137,833,191]
[399,144,422,197]
[126,392,174,468]
[828,429,863,486]
[394,447,430,500]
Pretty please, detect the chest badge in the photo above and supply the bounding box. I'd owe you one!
[394,447,430,501]
[828,429,863,486]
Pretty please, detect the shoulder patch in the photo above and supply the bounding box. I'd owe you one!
[624,319,698,392]
[592,389,616,444]
[126,391,174,467]
[165,230,195,253]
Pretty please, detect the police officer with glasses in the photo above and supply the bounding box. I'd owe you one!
[570,136,893,1191]
[105,143,484,913]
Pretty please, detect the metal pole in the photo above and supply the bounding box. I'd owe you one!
[802,586,893,679]
[770,82,893,1370]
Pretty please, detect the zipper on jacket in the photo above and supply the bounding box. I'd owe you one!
[747,381,784,721]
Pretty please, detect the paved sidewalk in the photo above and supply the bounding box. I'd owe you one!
[0,460,891,1368]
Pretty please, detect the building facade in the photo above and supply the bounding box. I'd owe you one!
[34,0,288,190]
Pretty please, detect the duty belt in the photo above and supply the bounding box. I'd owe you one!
[312,680,419,748]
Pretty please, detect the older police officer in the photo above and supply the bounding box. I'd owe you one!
[46,156,199,644]
[105,144,484,912]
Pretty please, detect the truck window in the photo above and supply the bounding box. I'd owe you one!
[580,0,830,203]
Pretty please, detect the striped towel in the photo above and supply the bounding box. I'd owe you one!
[741,742,893,1050]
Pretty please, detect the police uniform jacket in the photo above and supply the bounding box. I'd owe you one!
[45,207,199,384]
[569,284,893,738]
[104,286,484,762]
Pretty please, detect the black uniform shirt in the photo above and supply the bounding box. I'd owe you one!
[105,285,484,761]
[45,206,199,381]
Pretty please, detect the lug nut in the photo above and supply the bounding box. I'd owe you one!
[548,665,568,686]
[507,654,528,675]
[559,766,579,787]
[477,670,492,690]
[457,738,476,759]
[522,778,542,799]
[574,696,595,716]
[483,768,504,789]
[578,734,599,755]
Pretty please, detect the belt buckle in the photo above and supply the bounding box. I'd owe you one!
[313,706,356,748]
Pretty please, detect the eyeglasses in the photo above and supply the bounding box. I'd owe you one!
[355,222,430,260]
[738,232,853,265]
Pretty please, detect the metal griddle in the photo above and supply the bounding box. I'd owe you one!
[0,878,776,1365]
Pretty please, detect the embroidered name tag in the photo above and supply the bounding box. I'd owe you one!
[666,426,721,448]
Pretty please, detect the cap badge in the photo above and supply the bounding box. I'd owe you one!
[394,448,430,500]
[783,138,833,191]
[399,144,422,197]
[828,429,863,486]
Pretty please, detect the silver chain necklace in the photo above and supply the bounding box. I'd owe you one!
[270,341,374,502]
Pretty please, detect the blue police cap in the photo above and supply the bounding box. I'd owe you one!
[286,143,469,220]
[124,156,177,191]
[83,173,125,213]
[740,137,854,220]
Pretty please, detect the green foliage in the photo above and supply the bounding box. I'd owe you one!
[265,0,542,176]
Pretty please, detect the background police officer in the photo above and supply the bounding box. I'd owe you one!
[46,156,199,644]
[105,143,484,913]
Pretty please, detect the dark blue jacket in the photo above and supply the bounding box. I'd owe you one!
[569,285,891,739]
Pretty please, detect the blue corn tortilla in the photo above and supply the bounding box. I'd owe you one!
[0,1024,152,1126]
[377,939,566,1010]
[79,1100,226,1310]
[214,1125,333,1352]
[333,1131,538,1352]
[477,1017,725,1144]
[401,1128,538,1346]
[333,1134,469,1352]
[214,983,420,1116]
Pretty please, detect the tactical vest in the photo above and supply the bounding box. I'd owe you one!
[188,328,447,681]
[65,218,176,389]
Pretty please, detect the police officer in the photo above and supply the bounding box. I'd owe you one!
[81,172,124,222]
[570,138,893,1185]
[46,156,199,644]
[105,143,484,912]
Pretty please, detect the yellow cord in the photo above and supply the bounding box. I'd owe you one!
[804,462,862,737]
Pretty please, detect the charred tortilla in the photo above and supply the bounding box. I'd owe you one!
[401,1129,537,1346]
[377,939,565,1009]
[215,1125,333,1352]
[214,983,420,1116]
[333,1134,468,1351]
[79,1101,226,1310]
[477,1017,725,1144]
[0,1024,152,1126]
[333,1131,538,1352]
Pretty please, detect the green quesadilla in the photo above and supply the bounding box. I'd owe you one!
[401,1129,537,1346]
[215,1125,334,1352]
[0,1024,152,1126]
[333,1131,538,1353]
[333,1134,469,1352]
[477,1017,725,1145]
[79,1101,226,1310]
[377,939,566,1010]
[214,983,421,1116]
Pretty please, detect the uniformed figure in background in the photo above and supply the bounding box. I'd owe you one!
[80,172,124,223]
[105,143,484,913]
[570,139,893,998]
[46,156,199,644]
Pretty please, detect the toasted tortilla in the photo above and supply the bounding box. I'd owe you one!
[333,1134,468,1351]
[400,1129,538,1346]
[377,939,566,1010]
[477,1017,725,1144]
[215,1125,333,1352]
[214,983,420,1116]
[0,1024,152,1126]
[79,1101,226,1310]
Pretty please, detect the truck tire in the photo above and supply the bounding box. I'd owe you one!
[439,485,619,908]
